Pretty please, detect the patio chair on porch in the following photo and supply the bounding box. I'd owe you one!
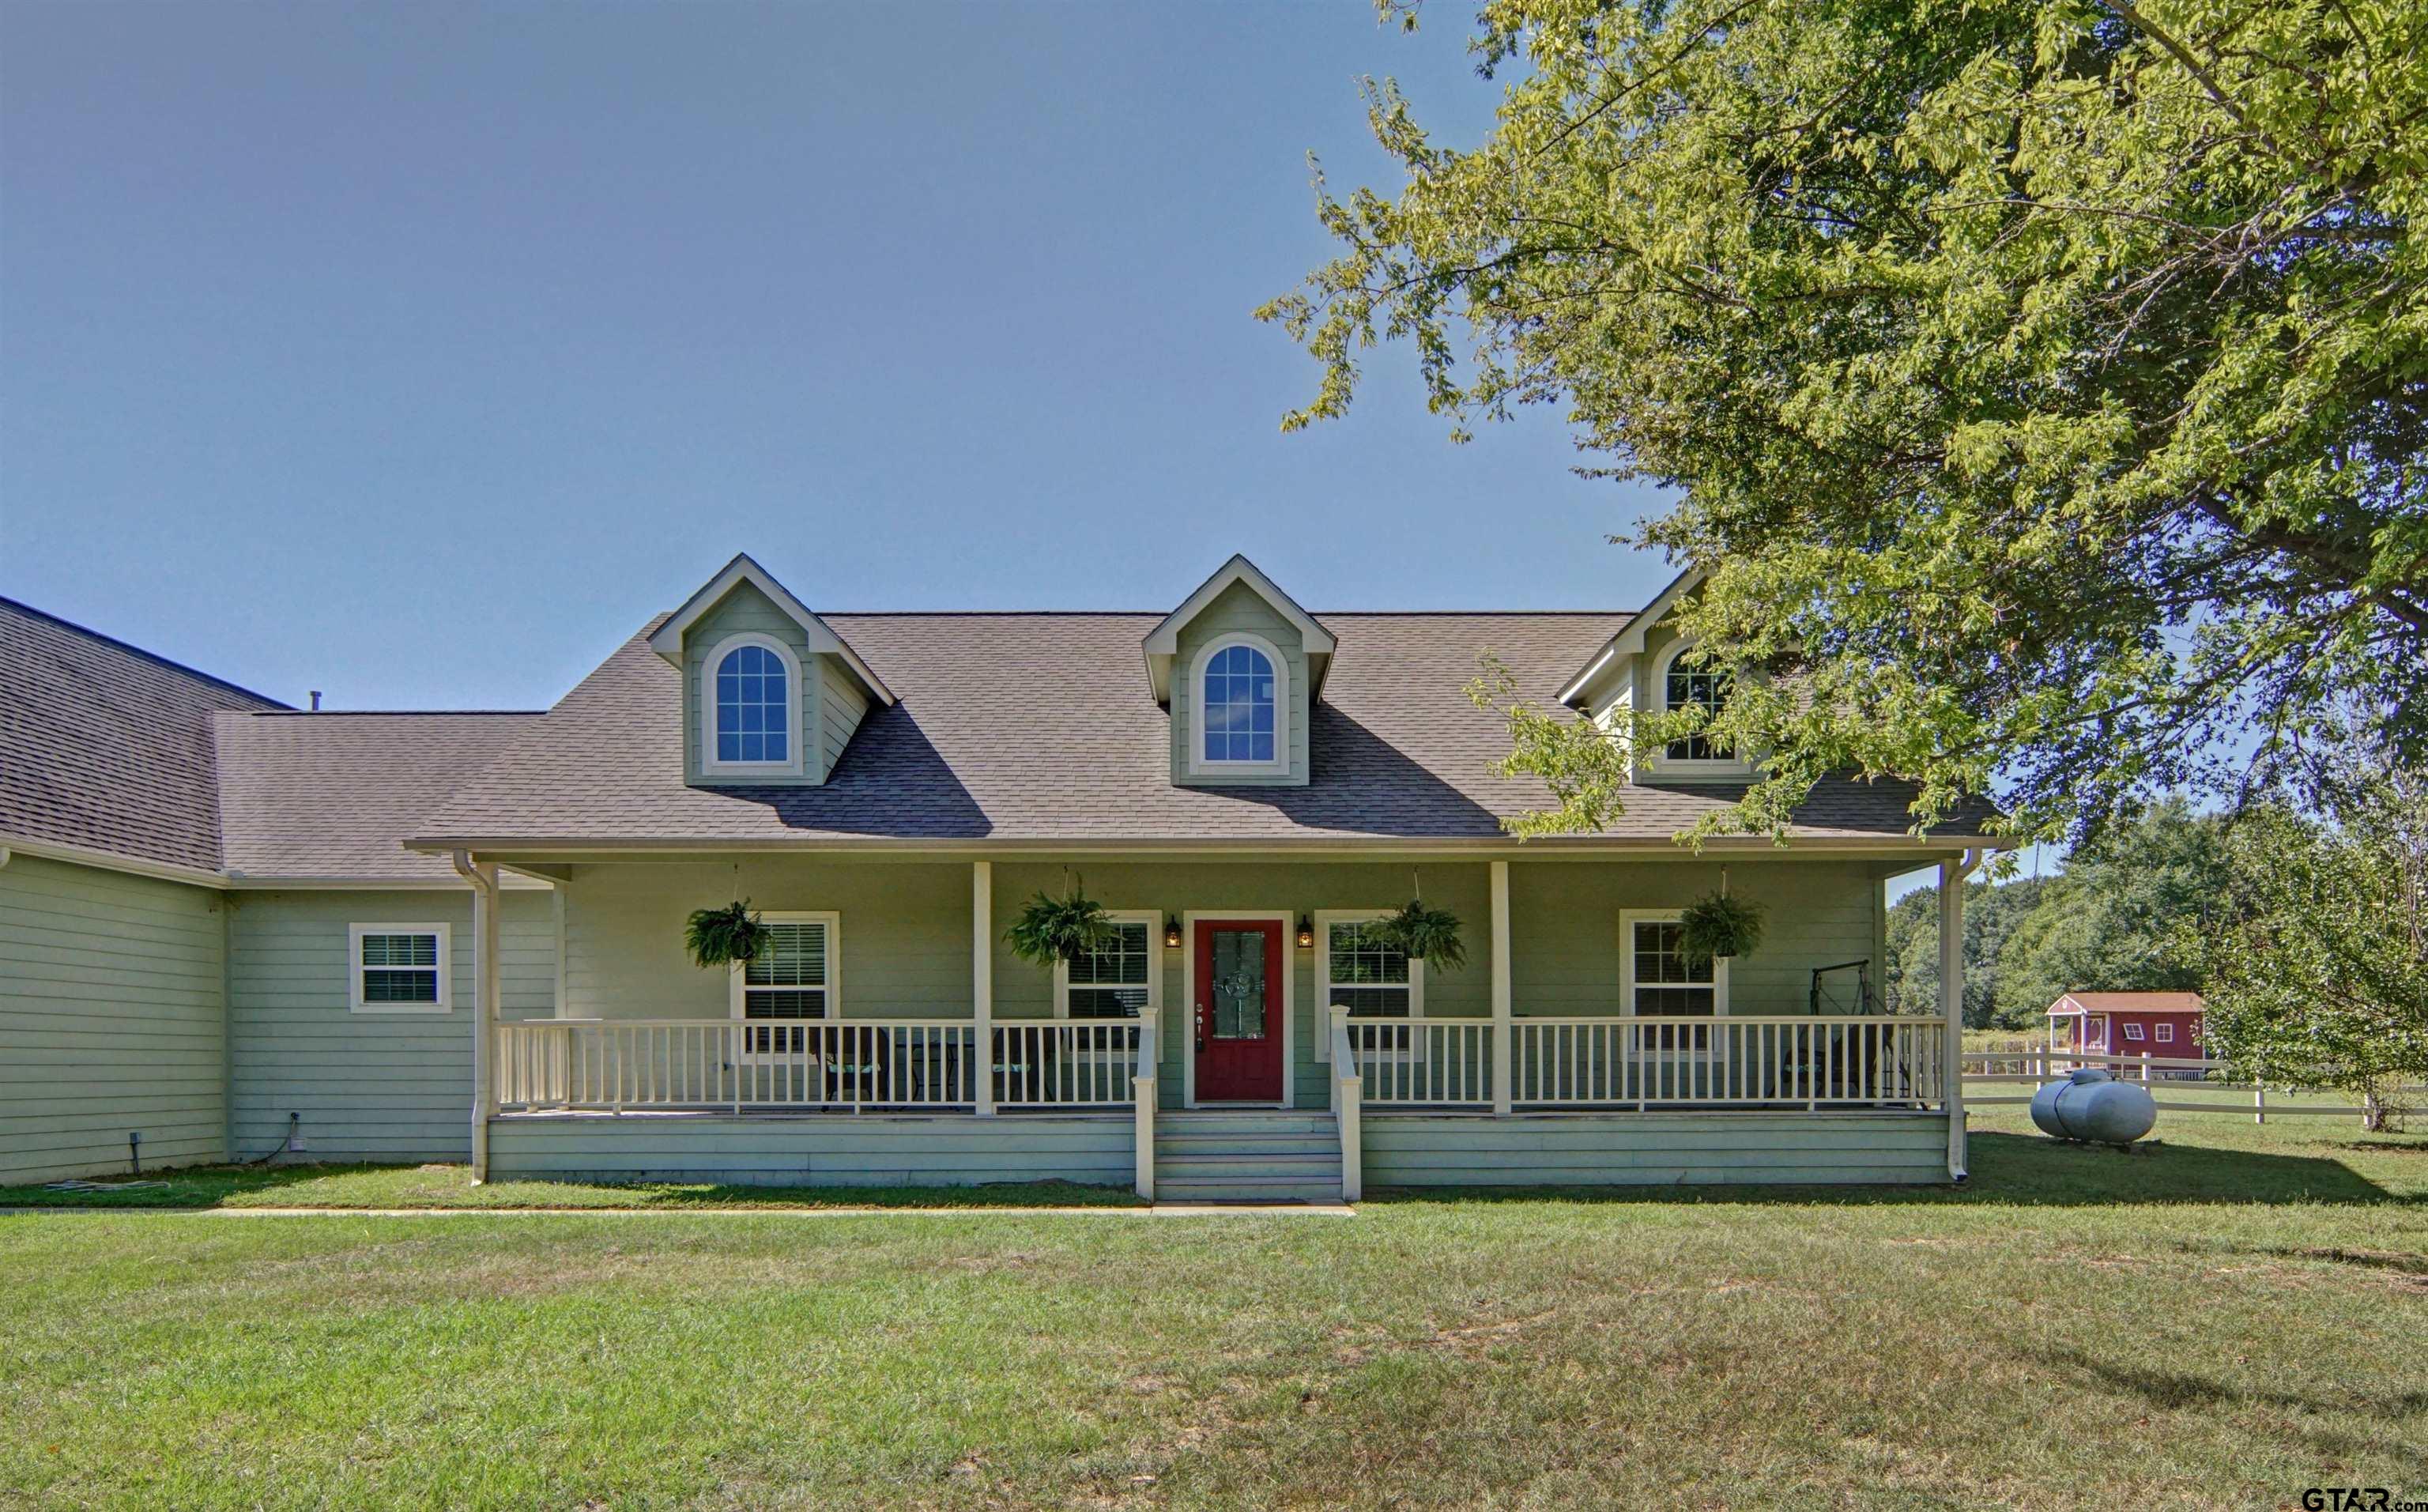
[822,1024,895,1105]
[989,1025,1062,1106]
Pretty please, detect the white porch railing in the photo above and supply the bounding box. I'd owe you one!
[496,1018,1142,1113]
[1341,1015,1947,1109]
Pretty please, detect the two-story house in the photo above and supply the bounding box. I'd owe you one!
[0,554,1996,1199]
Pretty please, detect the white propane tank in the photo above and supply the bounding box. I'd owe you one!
[2030,1067,2158,1145]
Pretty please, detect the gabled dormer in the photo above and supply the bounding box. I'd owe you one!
[648,554,893,788]
[1144,555,1334,788]
[1557,564,1755,784]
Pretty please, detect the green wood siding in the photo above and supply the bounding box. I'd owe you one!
[551,857,1886,1115]
[227,888,556,1162]
[680,580,824,788]
[1168,580,1310,787]
[992,860,1491,1111]
[487,1113,1132,1187]
[0,854,228,1182]
[1511,859,1882,1018]
[560,860,970,1021]
[818,654,870,775]
[1363,1110,1949,1186]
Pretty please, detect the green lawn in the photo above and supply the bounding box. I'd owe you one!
[4,1107,2423,1509]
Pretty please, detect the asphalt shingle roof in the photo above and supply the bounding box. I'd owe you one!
[0,597,286,872]
[414,611,1985,847]
[213,711,542,880]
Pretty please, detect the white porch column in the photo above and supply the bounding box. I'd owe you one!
[1491,860,1513,1117]
[973,860,995,1116]
[1936,854,1975,1182]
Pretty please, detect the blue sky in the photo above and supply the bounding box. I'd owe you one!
[2,1,1677,711]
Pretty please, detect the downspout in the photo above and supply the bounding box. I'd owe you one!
[451,849,500,1182]
[1939,846,1989,1182]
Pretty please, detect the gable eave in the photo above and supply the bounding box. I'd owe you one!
[644,552,896,707]
[1555,564,1705,707]
[1140,553,1337,700]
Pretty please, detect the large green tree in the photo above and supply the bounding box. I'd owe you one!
[1265,0,2428,844]
[1994,798,2226,1016]
[2200,768,2428,1128]
[1885,874,2048,1025]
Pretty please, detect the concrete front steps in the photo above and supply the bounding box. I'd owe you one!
[1153,1110,1344,1203]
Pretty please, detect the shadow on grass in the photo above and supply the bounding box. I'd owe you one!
[0,1162,1141,1212]
[2030,1344,2428,1423]
[1363,1132,2408,1208]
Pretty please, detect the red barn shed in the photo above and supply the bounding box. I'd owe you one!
[2046,992,2205,1072]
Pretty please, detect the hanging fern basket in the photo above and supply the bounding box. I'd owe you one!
[685,900,767,969]
[1372,899,1468,972]
[1006,877,1114,967]
[1679,890,1766,966]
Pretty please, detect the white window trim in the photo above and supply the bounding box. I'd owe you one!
[699,631,808,779]
[1618,909,1729,1058]
[2154,1022,2174,1043]
[1644,637,1747,777]
[349,922,451,1014]
[1311,910,1426,1062]
[1179,910,1294,1109]
[1051,909,1163,1021]
[729,911,840,1061]
[1185,631,1290,777]
[2121,1021,2145,1041]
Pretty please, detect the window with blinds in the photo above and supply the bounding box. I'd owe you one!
[350,924,449,1013]
[1065,918,1152,1020]
[1325,920,1411,1017]
[738,917,831,1054]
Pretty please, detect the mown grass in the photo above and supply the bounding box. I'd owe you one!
[2,1107,2422,1509]
[0,1161,1140,1211]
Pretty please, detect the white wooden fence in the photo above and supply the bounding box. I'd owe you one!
[496,1018,1143,1112]
[1961,1046,2419,1125]
[1340,1014,1948,1110]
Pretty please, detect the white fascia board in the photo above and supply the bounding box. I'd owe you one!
[1555,564,1706,707]
[645,552,895,706]
[1141,553,1337,701]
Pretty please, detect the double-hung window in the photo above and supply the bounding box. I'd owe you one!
[350,924,450,1013]
[1055,911,1159,1065]
[1058,913,1159,1020]
[1314,913,1423,1060]
[731,913,836,1058]
[1619,911,1725,1054]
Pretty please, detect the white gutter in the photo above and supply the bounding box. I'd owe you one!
[0,831,228,888]
[450,849,502,1182]
[1940,846,1990,1182]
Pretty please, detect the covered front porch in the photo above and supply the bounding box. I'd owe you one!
[458,849,1984,1192]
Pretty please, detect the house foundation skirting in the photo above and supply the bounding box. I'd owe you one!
[484,1107,1953,1190]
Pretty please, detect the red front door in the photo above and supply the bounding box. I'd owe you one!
[1194,919,1284,1102]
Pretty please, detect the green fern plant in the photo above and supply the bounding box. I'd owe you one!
[1679,891,1766,966]
[685,900,767,969]
[1370,899,1468,971]
[1006,877,1114,967]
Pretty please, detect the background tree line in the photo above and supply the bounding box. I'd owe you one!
[1886,799,2222,1029]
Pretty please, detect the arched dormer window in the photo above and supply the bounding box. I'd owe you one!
[699,632,804,776]
[1189,632,1288,774]
[1654,639,1731,763]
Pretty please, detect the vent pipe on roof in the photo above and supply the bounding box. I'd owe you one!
[309,691,322,711]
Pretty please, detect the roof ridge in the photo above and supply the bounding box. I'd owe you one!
[232,709,545,718]
[815,608,1635,619]
[0,594,291,709]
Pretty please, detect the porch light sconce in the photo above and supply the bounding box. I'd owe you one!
[1296,915,1315,949]
[1163,915,1183,949]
